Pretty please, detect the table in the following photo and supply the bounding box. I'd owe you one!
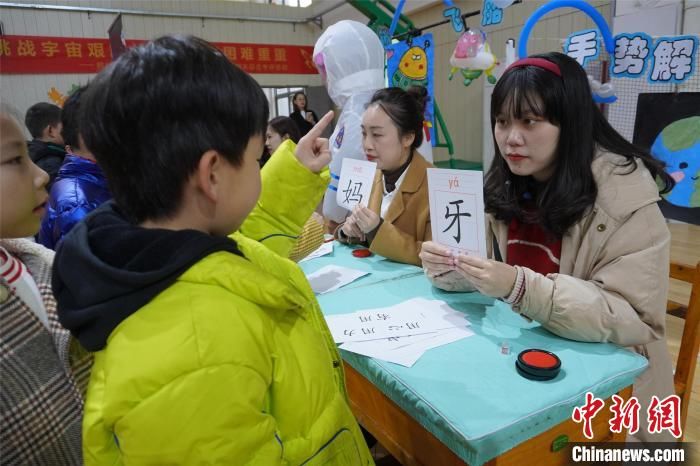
[299,241,423,289]
[300,243,649,465]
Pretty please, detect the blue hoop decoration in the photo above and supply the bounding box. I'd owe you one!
[387,0,407,40]
[517,0,617,103]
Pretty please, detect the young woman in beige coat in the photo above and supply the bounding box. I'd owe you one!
[420,52,678,443]
[336,86,433,266]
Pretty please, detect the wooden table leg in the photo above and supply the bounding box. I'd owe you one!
[344,363,467,466]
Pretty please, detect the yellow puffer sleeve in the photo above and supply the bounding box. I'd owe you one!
[238,139,329,257]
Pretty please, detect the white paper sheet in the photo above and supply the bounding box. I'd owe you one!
[341,327,474,367]
[336,158,377,211]
[298,241,334,263]
[325,298,470,343]
[305,265,369,295]
[427,168,487,258]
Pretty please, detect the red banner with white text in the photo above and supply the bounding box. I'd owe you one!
[0,35,318,75]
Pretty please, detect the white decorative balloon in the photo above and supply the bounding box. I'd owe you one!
[313,21,385,223]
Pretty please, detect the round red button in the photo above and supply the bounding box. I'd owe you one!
[352,248,372,258]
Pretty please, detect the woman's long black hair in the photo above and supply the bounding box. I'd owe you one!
[485,52,674,236]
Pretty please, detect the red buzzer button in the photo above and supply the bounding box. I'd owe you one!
[352,248,372,258]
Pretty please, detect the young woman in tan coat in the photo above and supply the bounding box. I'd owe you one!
[420,53,678,443]
[336,86,433,266]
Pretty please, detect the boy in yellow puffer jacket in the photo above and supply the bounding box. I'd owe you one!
[52,35,373,465]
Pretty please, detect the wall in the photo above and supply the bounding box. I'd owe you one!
[685,0,700,34]
[320,0,442,28]
[0,0,324,120]
[404,0,612,165]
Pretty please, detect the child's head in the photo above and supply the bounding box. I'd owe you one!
[292,92,307,111]
[266,116,301,153]
[80,35,269,234]
[61,85,91,158]
[25,102,64,145]
[1,107,49,238]
[362,86,427,171]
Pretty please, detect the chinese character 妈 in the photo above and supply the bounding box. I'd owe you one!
[342,180,364,205]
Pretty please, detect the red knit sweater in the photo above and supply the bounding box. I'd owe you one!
[506,217,562,275]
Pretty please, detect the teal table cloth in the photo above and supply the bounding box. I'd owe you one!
[302,245,649,465]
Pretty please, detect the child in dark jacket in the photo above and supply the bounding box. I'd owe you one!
[25,102,67,189]
[39,86,111,249]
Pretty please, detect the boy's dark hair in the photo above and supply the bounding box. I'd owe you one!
[61,85,88,150]
[80,35,269,223]
[485,51,674,236]
[24,102,62,139]
[268,116,301,144]
[368,86,428,150]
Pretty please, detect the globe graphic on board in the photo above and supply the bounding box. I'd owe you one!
[650,116,700,208]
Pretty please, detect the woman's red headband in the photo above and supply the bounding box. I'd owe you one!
[506,58,562,77]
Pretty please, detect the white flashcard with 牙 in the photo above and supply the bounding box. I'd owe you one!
[427,168,487,258]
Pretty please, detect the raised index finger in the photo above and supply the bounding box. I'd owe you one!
[303,110,334,141]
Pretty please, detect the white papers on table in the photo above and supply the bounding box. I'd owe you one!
[336,158,377,211]
[341,327,474,367]
[427,168,487,258]
[298,241,334,263]
[326,297,474,367]
[305,265,369,294]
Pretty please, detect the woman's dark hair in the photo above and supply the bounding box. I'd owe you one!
[268,116,301,144]
[485,51,674,236]
[292,92,307,111]
[80,34,269,223]
[61,85,88,150]
[368,86,428,150]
